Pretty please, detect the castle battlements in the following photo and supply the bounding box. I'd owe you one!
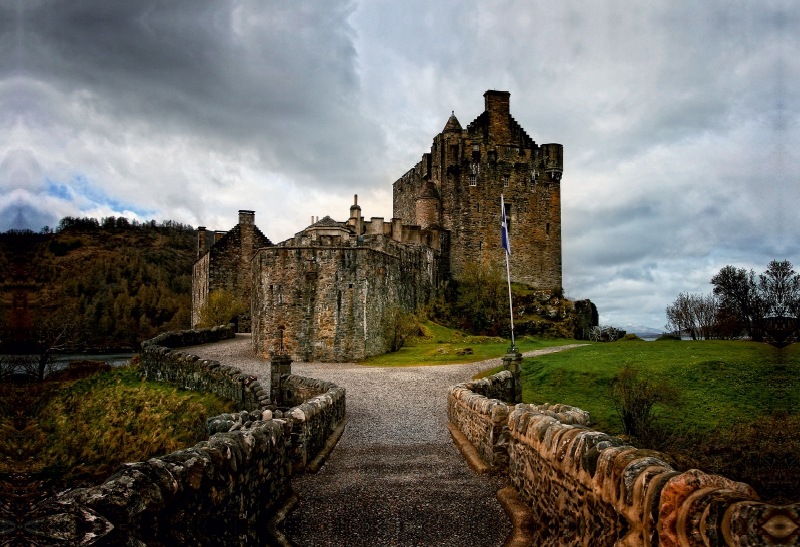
[192,90,562,361]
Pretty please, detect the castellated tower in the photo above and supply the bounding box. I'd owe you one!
[392,90,563,289]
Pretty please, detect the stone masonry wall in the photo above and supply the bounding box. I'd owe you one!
[41,418,292,546]
[142,328,346,474]
[191,252,210,328]
[251,236,439,362]
[21,328,347,545]
[141,325,269,411]
[282,375,346,471]
[449,371,799,547]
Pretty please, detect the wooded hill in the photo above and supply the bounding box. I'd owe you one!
[0,217,196,350]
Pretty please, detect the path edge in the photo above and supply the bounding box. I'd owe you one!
[306,413,349,473]
[497,486,537,547]
[446,421,491,474]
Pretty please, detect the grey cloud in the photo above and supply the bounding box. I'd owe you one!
[6,0,384,189]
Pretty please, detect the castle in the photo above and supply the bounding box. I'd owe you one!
[192,90,564,361]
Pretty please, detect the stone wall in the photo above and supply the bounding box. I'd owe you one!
[14,328,349,545]
[283,375,346,471]
[141,325,269,411]
[142,329,346,474]
[38,418,292,546]
[251,235,441,362]
[448,371,798,547]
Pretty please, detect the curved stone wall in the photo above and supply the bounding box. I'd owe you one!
[40,418,291,546]
[12,327,347,545]
[448,371,799,547]
[141,325,270,411]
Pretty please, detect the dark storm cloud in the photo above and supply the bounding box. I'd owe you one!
[2,0,797,327]
[6,0,382,187]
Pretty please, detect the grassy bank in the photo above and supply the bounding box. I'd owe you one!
[517,339,800,503]
[520,339,793,434]
[360,321,586,366]
[0,360,235,488]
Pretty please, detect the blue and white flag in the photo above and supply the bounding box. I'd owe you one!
[501,194,511,255]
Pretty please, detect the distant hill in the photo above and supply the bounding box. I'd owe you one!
[0,217,196,350]
[618,324,664,336]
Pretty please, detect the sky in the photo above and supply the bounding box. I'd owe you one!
[1,0,798,329]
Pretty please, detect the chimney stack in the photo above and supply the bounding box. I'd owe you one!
[484,90,511,143]
[197,227,207,259]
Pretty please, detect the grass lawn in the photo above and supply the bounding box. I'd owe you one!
[0,360,236,487]
[520,338,797,435]
[359,321,587,366]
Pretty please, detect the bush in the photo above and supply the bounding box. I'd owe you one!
[384,307,420,352]
[609,363,681,442]
[197,289,247,329]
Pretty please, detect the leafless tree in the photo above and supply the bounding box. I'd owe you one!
[27,310,82,381]
[665,293,722,340]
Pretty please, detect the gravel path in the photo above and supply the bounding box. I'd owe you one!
[185,335,584,547]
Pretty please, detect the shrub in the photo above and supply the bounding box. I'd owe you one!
[197,288,247,329]
[609,363,681,442]
[384,307,420,352]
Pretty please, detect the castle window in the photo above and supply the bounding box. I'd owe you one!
[546,222,550,238]
[476,203,480,213]
[479,241,482,251]
[469,175,477,186]
[503,175,509,187]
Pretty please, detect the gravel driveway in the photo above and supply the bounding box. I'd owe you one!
[185,334,583,547]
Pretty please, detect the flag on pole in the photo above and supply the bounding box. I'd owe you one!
[500,194,511,255]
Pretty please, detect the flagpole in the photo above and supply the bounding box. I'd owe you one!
[505,243,516,352]
[501,194,516,352]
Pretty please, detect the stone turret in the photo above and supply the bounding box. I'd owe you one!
[415,180,441,230]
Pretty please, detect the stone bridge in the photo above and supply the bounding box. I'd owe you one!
[10,329,798,546]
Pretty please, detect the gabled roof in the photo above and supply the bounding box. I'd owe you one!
[310,215,341,228]
[443,112,462,133]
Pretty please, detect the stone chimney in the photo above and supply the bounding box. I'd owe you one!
[350,194,363,235]
[484,90,511,143]
[239,210,255,226]
[197,226,207,259]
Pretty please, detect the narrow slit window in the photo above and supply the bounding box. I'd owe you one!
[546,222,550,236]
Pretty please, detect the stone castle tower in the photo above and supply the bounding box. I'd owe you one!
[392,90,563,289]
[192,210,273,331]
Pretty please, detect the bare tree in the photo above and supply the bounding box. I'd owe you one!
[23,305,83,381]
[665,292,700,339]
[712,260,800,345]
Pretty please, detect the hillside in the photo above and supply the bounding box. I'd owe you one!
[0,217,196,350]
